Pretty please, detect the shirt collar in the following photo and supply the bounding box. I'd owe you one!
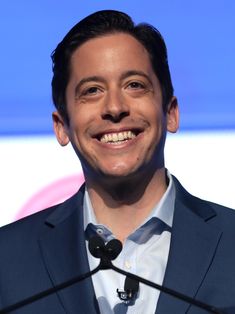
[145,170,175,228]
[83,171,175,234]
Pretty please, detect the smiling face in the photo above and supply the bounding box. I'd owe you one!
[53,33,179,182]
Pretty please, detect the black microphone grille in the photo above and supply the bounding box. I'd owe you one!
[105,239,122,260]
[88,235,105,258]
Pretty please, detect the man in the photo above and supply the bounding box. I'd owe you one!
[0,10,235,314]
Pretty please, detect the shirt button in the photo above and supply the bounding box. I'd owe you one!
[96,228,103,235]
[124,260,131,269]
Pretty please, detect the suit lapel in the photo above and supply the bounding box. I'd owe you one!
[156,178,222,314]
[38,188,99,314]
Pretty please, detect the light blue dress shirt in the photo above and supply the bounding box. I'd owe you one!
[84,172,176,313]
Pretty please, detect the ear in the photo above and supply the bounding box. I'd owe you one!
[52,111,70,146]
[166,96,179,133]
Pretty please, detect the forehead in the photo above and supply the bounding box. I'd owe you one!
[69,33,154,78]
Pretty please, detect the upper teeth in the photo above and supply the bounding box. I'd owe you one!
[100,131,136,143]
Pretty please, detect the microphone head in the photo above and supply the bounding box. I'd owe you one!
[117,277,139,303]
[105,239,122,260]
[124,277,139,293]
[88,235,105,258]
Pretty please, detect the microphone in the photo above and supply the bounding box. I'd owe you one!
[88,234,105,258]
[105,238,123,260]
[117,277,139,303]
[88,235,122,269]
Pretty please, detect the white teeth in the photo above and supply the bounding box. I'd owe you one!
[118,133,124,141]
[113,133,118,141]
[100,131,136,143]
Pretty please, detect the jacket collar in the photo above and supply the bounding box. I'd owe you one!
[156,176,222,313]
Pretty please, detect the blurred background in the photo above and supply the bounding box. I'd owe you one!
[0,1,235,227]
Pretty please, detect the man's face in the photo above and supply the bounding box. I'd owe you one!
[53,33,178,180]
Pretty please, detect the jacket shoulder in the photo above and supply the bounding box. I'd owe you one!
[173,174,235,231]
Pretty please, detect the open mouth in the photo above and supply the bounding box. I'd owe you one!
[96,129,143,144]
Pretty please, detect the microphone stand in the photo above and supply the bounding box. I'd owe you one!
[0,239,229,314]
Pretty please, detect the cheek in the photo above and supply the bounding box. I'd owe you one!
[68,105,96,134]
[145,105,165,129]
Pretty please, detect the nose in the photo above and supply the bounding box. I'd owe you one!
[101,89,130,122]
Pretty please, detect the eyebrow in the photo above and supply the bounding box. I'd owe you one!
[120,70,151,82]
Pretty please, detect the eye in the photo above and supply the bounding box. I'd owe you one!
[127,81,145,89]
[82,86,100,96]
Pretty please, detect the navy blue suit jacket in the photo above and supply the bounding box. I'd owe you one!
[1,176,235,313]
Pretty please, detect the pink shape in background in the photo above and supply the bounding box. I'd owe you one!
[15,173,84,221]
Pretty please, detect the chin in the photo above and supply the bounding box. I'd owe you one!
[104,162,137,175]
[102,169,132,178]
[98,165,142,182]
[83,159,143,181]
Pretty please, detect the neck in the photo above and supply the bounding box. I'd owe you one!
[85,167,167,242]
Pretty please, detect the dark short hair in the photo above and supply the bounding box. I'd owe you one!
[51,10,174,123]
